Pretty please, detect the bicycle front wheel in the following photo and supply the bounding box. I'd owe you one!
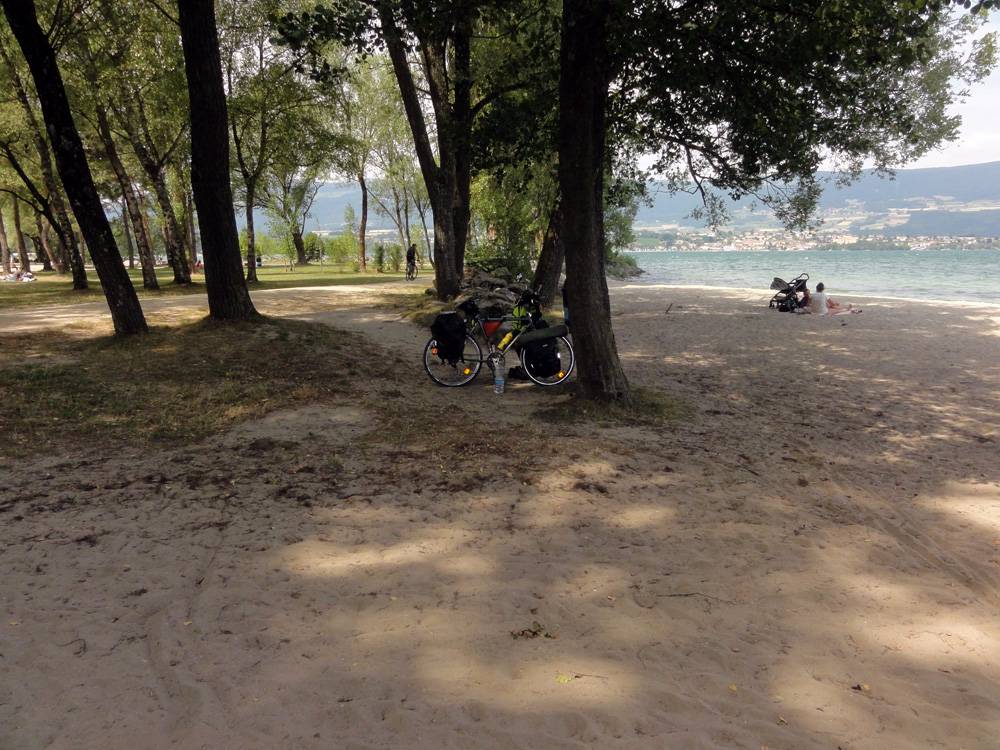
[521,335,575,386]
[424,336,482,386]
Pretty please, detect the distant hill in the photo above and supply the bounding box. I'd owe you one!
[635,161,1000,237]
[241,161,1000,239]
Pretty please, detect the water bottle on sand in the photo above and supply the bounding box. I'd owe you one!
[493,354,506,394]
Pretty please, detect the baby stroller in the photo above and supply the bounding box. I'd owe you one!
[768,273,809,312]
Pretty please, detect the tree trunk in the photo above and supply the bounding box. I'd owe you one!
[177,0,258,320]
[357,172,368,272]
[12,198,30,273]
[121,197,135,269]
[244,197,258,282]
[533,202,565,307]
[151,171,191,284]
[451,12,473,279]
[377,2,460,299]
[0,208,10,274]
[183,186,197,269]
[559,0,629,402]
[2,0,146,334]
[35,212,61,271]
[0,35,85,286]
[292,230,307,266]
[95,105,159,290]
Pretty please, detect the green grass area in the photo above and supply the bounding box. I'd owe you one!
[0,316,376,456]
[0,264,411,310]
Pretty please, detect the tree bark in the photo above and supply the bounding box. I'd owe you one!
[121,197,135,269]
[150,171,190,284]
[244,199,258,282]
[2,0,146,334]
[0,208,10,274]
[357,172,368,272]
[533,202,565,307]
[559,0,630,402]
[95,105,159,290]
[0,35,85,287]
[183,185,197,269]
[177,0,257,320]
[451,12,473,278]
[377,2,461,299]
[292,229,307,266]
[34,212,61,271]
[12,198,30,273]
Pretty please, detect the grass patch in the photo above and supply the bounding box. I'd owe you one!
[0,316,373,456]
[535,386,689,427]
[0,265,407,310]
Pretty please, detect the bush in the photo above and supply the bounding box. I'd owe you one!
[605,252,644,280]
[373,244,386,272]
[388,244,403,272]
[465,241,532,280]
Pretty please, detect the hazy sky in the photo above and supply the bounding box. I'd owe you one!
[909,13,1000,169]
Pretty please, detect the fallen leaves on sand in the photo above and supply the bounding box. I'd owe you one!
[851,683,871,693]
[511,621,557,640]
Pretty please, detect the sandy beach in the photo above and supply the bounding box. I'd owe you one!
[2,281,998,749]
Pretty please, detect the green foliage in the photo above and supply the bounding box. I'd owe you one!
[387,243,402,272]
[303,232,325,262]
[372,243,386,272]
[613,1,999,229]
[326,229,357,264]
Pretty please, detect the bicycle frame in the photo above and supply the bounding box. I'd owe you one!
[465,314,534,364]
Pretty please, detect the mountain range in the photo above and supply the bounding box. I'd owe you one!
[248,161,1000,239]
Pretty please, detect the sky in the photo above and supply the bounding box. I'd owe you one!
[908,13,1000,169]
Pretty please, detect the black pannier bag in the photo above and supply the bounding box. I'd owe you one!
[430,312,467,364]
[521,321,562,378]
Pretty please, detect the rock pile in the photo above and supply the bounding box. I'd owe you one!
[456,266,530,315]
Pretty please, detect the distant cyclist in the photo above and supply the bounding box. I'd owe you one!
[405,243,418,280]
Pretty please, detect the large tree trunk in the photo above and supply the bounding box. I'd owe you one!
[183,186,197,270]
[121,197,135,269]
[533,202,565,307]
[0,208,10,274]
[559,0,630,402]
[150,171,191,284]
[244,198,258,282]
[34,213,61,271]
[12,198,30,273]
[95,105,159,290]
[451,12,473,278]
[292,229,307,266]
[377,2,461,299]
[357,172,368,272]
[177,0,257,320]
[0,35,86,287]
[2,0,146,334]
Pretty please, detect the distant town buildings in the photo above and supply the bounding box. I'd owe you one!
[629,229,997,253]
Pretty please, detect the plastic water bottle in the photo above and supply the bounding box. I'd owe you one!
[493,354,506,394]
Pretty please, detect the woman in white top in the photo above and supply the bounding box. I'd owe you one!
[809,282,860,315]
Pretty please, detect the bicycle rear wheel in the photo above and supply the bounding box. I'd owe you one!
[424,336,482,386]
[521,335,574,386]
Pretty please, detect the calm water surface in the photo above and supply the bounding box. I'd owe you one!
[625,248,1000,304]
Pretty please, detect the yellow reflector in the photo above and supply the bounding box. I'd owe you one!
[463,367,471,375]
[558,371,565,378]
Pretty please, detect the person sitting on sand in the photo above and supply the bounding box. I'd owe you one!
[796,286,811,312]
[810,282,860,315]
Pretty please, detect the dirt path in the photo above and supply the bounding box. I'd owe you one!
[2,284,998,749]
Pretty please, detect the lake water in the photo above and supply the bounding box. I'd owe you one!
[624,248,1000,304]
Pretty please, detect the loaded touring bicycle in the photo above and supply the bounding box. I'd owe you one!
[424,289,575,387]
